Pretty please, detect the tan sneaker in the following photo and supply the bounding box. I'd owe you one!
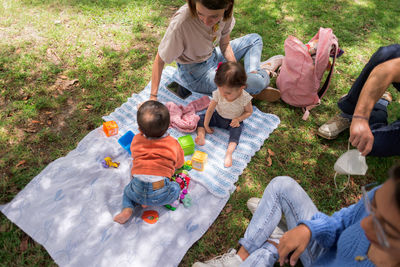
[252,87,280,102]
[192,248,242,267]
[317,114,351,140]
[260,55,284,77]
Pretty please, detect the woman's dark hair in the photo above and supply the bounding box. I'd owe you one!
[137,100,170,138]
[187,0,234,21]
[214,61,247,89]
[389,164,400,210]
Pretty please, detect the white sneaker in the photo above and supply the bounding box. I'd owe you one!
[246,197,261,215]
[246,198,287,240]
[192,248,242,267]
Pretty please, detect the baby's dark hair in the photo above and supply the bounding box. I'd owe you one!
[137,100,170,138]
[390,164,400,210]
[214,62,247,89]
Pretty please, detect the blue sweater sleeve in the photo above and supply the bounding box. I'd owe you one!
[298,187,378,249]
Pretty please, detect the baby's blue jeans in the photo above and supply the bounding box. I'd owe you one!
[238,176,325,267]
[122,176,180,209]
[176,33,270,95]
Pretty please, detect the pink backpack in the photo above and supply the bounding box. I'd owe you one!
[277,28,339,120]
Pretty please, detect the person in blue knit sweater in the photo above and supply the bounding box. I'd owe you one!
[193,165,400,267]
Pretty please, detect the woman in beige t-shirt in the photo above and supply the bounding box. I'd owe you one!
[149,0,280,102]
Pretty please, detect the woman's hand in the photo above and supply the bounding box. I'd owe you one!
[278,224,311,266]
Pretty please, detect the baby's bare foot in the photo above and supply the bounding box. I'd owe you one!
[114,208,133,224]
[224,153,233,168]
[195,135,205,146]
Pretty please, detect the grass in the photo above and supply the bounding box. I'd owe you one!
[0,0,399,265]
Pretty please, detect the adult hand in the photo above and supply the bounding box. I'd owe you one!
[278,224,311,267]
[349,118,374,156]
[204,125,214,134]
[230,118,240,128]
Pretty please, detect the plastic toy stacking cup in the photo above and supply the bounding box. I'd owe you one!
[118,131,135,154]
[178,135,195,156]
[191,150,208,171]
[103,121,118,137]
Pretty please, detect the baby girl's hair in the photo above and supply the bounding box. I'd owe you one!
[214,61,247,89]
[137,100,170,138]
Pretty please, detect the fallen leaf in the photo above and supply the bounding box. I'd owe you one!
[266,155,272,167]
[31,120,40,124]
[59,75,68,80]
[65,79,78,87]
[267,148,275,156]
[225,204,232,213]
[22,128,37,133]
[47,120,52,125]
[20,237,28,252]
[16,160,26,167]
[86,104,93,109]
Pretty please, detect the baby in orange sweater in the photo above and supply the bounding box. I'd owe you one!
[114,100,184,224]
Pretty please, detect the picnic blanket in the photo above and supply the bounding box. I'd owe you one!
[1,66,280,267]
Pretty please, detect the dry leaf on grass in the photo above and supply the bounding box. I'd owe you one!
[20,237,28,252]
[16,160,26,167]
[266,156,272,167]
[225,204,232,213]
[267,148,275,156]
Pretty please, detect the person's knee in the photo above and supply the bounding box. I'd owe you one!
[248,33,263,45]
[267,176,298,194]
[246,72,270,94]
[373,44,400,61]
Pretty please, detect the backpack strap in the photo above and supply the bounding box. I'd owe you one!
[318,43,338,99]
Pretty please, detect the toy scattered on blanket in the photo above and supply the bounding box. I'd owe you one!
[141,210,159,224]
[191,150,208,171]
[178,135,195,156]
[103,120,118,137]
[101,157,120,168]
[118,130,135,154]
[164,171,192,210]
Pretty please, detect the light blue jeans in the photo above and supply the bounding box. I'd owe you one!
[238,176,325,267]
[122,176,180,209]
[176,33,270,95]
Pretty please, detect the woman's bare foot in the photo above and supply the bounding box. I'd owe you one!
[113,208,133,224]
[224,153,233,167]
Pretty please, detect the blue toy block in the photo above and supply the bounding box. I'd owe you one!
[118,130,135,154]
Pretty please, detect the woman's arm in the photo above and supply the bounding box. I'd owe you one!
[220,35,236,62]
[203,100,217,133]
[150,52,165,101]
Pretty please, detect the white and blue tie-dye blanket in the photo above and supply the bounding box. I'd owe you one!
[1,67,280,266]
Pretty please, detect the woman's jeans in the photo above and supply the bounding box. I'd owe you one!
[176,33,270,95]
[338,44,400,157]
[122,177,180,209]
[238,176,325,267]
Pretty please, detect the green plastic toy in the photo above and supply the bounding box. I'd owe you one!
[178,135,195,156]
